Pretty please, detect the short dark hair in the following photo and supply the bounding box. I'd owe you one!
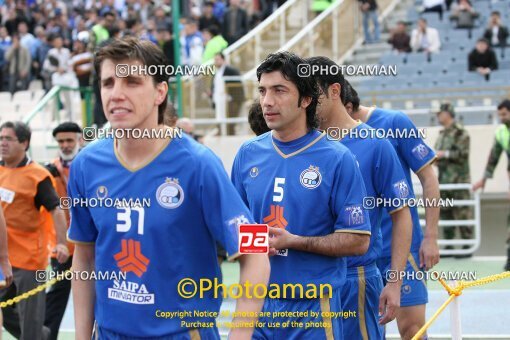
[491,11,501,17]
[103,11,115,18]
[164,104,178,127]
[418,18,427,24]
[343,79,360,112]
[204,25,220,36]
[184,18,197,26]
[215,52,225,60]
[52,122,82,137]
[248,101,270,136]
[477,37,490,45]
[307,56,348,104]
[497,99,510,111]
[94,36,169,124]
[0,121,31,150]
[257,51,319,129]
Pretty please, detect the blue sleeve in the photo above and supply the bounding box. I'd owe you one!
[231,146,249,207]
[375,139,411,214]
[394,113,436,173]
[67,154,98,243]
[331,150,371,234]
[199,149,254,259]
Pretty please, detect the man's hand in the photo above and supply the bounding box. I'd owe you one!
[54,243,70,263]
[0,257,13,287]
[436,150,445,159]
[378,282,400,324]
[268,227,297,250]
[419,236,439,270]
[472,178,486,191]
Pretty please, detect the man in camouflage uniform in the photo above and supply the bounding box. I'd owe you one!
[435,103,473,255]
[473,99,510,270]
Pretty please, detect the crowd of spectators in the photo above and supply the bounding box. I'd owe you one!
[0,0,286,98]
[386,0,508,80]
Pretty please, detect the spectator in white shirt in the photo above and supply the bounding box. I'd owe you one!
[411,18,441,53]
[484,11,509,48]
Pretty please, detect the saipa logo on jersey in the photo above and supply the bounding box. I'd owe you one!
[343,205,365,226]
[156,178,184,209]
[411,143,430,160]
[109,239,154,305]
[263,205,288,256]
[393,180,410,198]
[300,165,322,189]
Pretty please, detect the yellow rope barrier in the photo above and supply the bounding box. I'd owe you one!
[411,271,510,340]
[0,270,70,309]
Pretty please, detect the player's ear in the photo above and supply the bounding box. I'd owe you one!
[299,95,312,109]
[330,83,341,100]
[155,81,168,106]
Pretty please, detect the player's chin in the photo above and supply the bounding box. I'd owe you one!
[265,120,281,130]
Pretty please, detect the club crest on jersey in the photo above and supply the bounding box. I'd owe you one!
[393,180,409,198]
[342,205,365,226]
[300,165,322,189]
[250,167,259,178]
[96,185,108,199]
[156,178,184,209]
[411,143,429,160]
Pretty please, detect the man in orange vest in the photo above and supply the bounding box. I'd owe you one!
[43,122,83,340]
[0,121,69,340]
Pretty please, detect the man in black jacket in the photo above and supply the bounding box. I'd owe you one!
[221,0,248,44]
[484,11,509,48]
[468,38,498,80]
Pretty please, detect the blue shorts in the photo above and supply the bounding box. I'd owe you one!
[377,250,428,307]
[94,325,220,340]
[341,263,384,340]
[253,289,343,340]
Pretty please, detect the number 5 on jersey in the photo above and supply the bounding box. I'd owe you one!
[273,177,285,202]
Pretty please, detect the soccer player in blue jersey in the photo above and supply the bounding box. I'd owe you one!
[308,56,413,339]
[232,51,371,339]
[343,81,440,339]
[68,36,270,340]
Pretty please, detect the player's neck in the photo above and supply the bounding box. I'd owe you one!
[115,125,169,168]
[328,107,358,130]
[272,121,309,142]
[357,105,373,122]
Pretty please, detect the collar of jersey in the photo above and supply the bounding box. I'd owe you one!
[271,130,326,159]
[366,106,377,122]
[113,135,172,173]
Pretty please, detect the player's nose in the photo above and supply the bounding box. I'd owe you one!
[261,92,275,108]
